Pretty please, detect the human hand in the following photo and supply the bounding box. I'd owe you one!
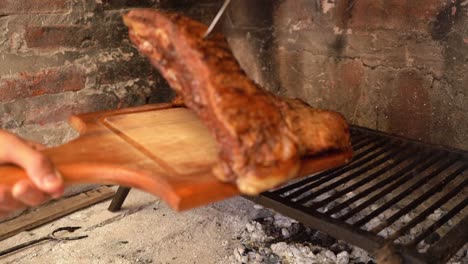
[0,130,64,218]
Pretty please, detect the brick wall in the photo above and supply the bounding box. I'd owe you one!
[222,0,467,150]
[1,0,466,150]
[0,0,219,145]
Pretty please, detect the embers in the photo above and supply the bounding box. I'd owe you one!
[233,211,374,264]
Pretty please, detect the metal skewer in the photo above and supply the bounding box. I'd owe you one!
[203,0,232,38]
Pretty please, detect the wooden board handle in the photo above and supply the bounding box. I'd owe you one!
[1,165,34,187]
[0,163,165,197]
[0,104,354,211]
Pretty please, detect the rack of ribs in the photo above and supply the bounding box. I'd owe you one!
[123,9,351,195]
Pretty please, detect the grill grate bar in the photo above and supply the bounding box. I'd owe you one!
[354,153,455,228]
[249,193,387,256]
[411,186,468,247]
[372,159,464,234]
[350,132,368,145]
[310,145,417,210]
[339,152,440,222]
[352,135,382,150]
[253,126,468,263]
[273,138,389,195]
[325,149,429,216]
[284,140,396,199]
[391,168,468,243]
[296,144,411,205]
[426,215,468,264]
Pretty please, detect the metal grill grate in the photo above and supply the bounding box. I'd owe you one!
[247,126,468,264]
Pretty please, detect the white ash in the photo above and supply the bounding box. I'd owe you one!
[337,251,350,264]
[362,218,380,231]
[245,221,271,243]
[376,226,395,239]
[428,209,447,221]
[447,244,468,264]
[232,210,375,264]
[349,247,373,264]
[253,205,265,210]
[274,214,298,228]
[349,204,460,254]
[232,206,467,264]
[249,171,467,263]
[271,242,317,263]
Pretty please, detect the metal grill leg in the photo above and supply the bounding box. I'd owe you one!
[108,187,131,212]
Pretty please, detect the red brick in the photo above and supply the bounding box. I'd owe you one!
[388,70,432,140]
[0,0,70,15]
[25,26,92,49]
[97,56,157,85]
[329,59,365,105]
[339,60,364,91]
[0,67,86,102]
[334,0,447,31]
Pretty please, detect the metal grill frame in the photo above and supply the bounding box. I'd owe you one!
[246,126,468,264]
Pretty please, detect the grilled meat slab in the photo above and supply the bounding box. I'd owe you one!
[123,9,351,194]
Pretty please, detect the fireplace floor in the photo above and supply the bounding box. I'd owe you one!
[1,189,466,263]
[0,189,252,264]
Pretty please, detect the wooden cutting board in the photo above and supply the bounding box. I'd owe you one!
[0,103,353,211]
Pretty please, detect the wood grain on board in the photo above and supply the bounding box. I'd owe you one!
[0,104,352,211]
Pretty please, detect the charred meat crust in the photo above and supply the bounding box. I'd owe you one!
[123,9,351,194]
